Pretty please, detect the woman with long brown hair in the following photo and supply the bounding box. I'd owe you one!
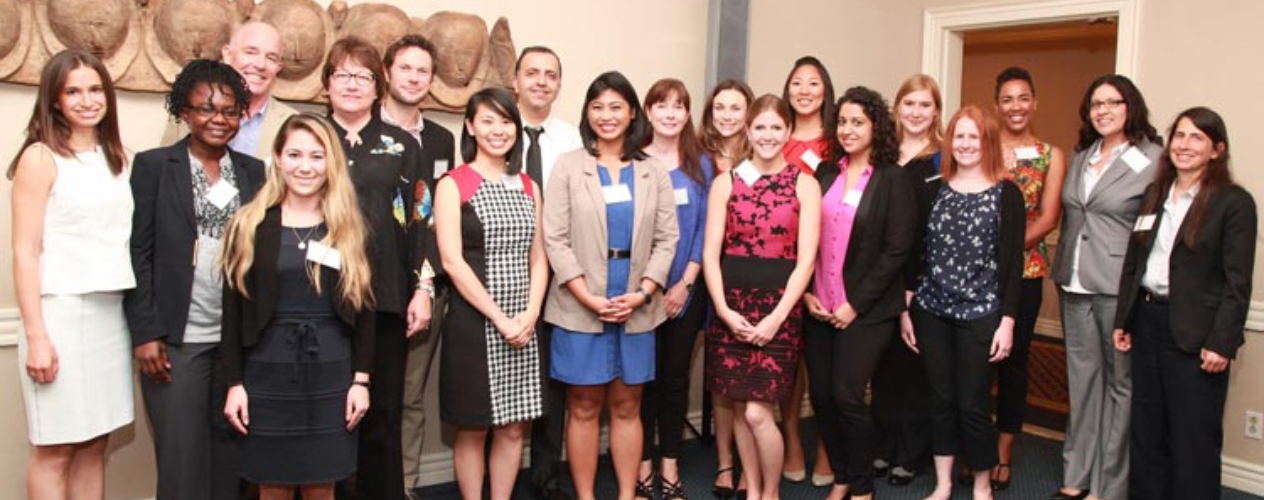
[10,49,134,500]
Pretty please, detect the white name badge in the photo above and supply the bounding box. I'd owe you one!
[800,149,822,171]
[206,181,239,210]
[1134,214,1157,232]
[433,160,450,179]
[842,190,863,207]
[1121,146,1151,174]
[1015,146,1040,160]
[306,241,342,270]
[601,184,633,204]
[674,187,690,206]
[735,160,761,187]
[502,174,524,191]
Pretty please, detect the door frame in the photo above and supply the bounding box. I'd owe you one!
[922,0,1141,116]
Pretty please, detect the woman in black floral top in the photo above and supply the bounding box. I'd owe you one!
[901,105,1024,500]
[322,36,434,500]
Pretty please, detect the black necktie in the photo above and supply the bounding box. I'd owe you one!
[525,126,544,188]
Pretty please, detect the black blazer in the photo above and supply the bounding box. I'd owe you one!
[815,160,918,324]
[125,138,265,347]
[1114,184,1257,358]
[220,207,376,385]
[908,177,1027,319]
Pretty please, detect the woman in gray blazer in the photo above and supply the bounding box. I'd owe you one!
[1048,75,1162,500]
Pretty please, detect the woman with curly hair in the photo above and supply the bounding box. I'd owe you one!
[126,58,264,500]
[800,87,918,500]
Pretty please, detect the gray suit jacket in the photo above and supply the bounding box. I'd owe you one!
[1050,138,1162,294]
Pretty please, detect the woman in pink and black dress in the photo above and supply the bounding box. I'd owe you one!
[704,94,821,500]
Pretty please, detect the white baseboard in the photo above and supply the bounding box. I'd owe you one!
[1223,456,1264,495]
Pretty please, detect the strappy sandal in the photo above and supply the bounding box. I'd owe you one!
[662,474,689,500]
[991,463,1012,491]
[712,467,736,499]
[636,470,656,500]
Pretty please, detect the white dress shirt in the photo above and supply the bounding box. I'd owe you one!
[1140,184,1198,296]
[523,115,583,188]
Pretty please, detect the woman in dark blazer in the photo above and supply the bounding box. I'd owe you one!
[126,59,263,500]
[1112,107,1256,500]
[220,113,376,499]
[801,86,917,500]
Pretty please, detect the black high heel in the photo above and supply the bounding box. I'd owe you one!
[636,470,656,500]
[712,467,735,499]
[662,474,690,500]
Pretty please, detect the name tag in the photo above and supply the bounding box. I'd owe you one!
[502,174,524,191]
[1121,146,1151,174]
[1015,146,1040,160]
[735,160,761,187]
[306,241,342,270]
[800,149,822,171]
[433,160,450,179]
[206,181,239,209]
[674,187,689,206]
[1134,214,1156,232]
[601,184,632,204]
[925,173,942,183]
[842,190,863,207]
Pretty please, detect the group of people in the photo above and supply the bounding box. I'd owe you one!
[9,19,1255,500]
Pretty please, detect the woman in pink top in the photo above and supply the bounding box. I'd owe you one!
[802,87,918,500]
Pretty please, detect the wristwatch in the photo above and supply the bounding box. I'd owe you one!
[636,287,652,304]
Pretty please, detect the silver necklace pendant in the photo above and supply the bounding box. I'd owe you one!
[297,241,307,250]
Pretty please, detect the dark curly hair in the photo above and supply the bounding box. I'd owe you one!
[166,59,252,122]
[830,86,899,167]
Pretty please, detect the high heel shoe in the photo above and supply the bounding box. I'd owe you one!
[990,463,1012,491]
[712,467,736,499]
[636,470,656,500]
[662,474,690,500]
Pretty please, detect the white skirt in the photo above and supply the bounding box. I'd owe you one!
[17,292,134,445]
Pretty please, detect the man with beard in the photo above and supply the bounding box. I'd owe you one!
[381,34,455,500]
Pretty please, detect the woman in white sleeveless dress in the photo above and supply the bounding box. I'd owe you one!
[7,49,135,499]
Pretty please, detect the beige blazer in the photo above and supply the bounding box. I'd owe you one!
[543,150,679,334]
[159,96,300,160]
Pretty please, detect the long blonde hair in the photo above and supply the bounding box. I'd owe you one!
[221,113,374,310]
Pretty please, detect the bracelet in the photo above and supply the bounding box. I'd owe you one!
[636,287,652,304]
[352,380,371,389]
[417,281,435,299]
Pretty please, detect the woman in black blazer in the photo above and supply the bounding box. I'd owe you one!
[1112,107,1256,500]
[221,114,376,499]
[125,59,263,500]
[801,86,917,500]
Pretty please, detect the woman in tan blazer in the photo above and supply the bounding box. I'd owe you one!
[542,71,679,500]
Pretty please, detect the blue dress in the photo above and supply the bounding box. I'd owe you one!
[551,165,656,385]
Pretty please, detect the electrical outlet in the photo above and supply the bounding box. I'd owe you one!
[1247,411,1263,440]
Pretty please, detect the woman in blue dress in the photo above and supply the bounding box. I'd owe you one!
[542,71,679,500]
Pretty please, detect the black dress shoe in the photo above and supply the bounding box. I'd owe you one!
[990,463,1011,491]
[1048,489,1090,500]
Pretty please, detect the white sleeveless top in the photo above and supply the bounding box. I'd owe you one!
[39,145,136,294]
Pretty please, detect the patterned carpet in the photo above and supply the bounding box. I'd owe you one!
[416,417,1261,499]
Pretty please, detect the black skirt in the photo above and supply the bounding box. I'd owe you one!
[239,313,356,485]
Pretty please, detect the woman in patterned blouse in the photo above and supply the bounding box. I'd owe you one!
[901,105,1025,500]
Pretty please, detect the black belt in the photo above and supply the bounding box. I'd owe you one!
[608,249,632,259]
[1141,289,1169,305]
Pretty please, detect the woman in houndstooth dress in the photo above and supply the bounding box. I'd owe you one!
[435,88,549,500]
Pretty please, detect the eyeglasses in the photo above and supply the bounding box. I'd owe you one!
[332,72,375,87]
[1090,98,1126,111]
[187,105,243,120]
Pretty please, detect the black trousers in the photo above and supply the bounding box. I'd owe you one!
[641,290,708,460]
[803,316,894,495]
[911,305,999,471]
[530,322,569,494]
[1130,299,1229,500]
[872,324,932,469]
[356,313,406,500]
[994,278,1042,433]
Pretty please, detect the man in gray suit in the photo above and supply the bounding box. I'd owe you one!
[1049,74,1162,500]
